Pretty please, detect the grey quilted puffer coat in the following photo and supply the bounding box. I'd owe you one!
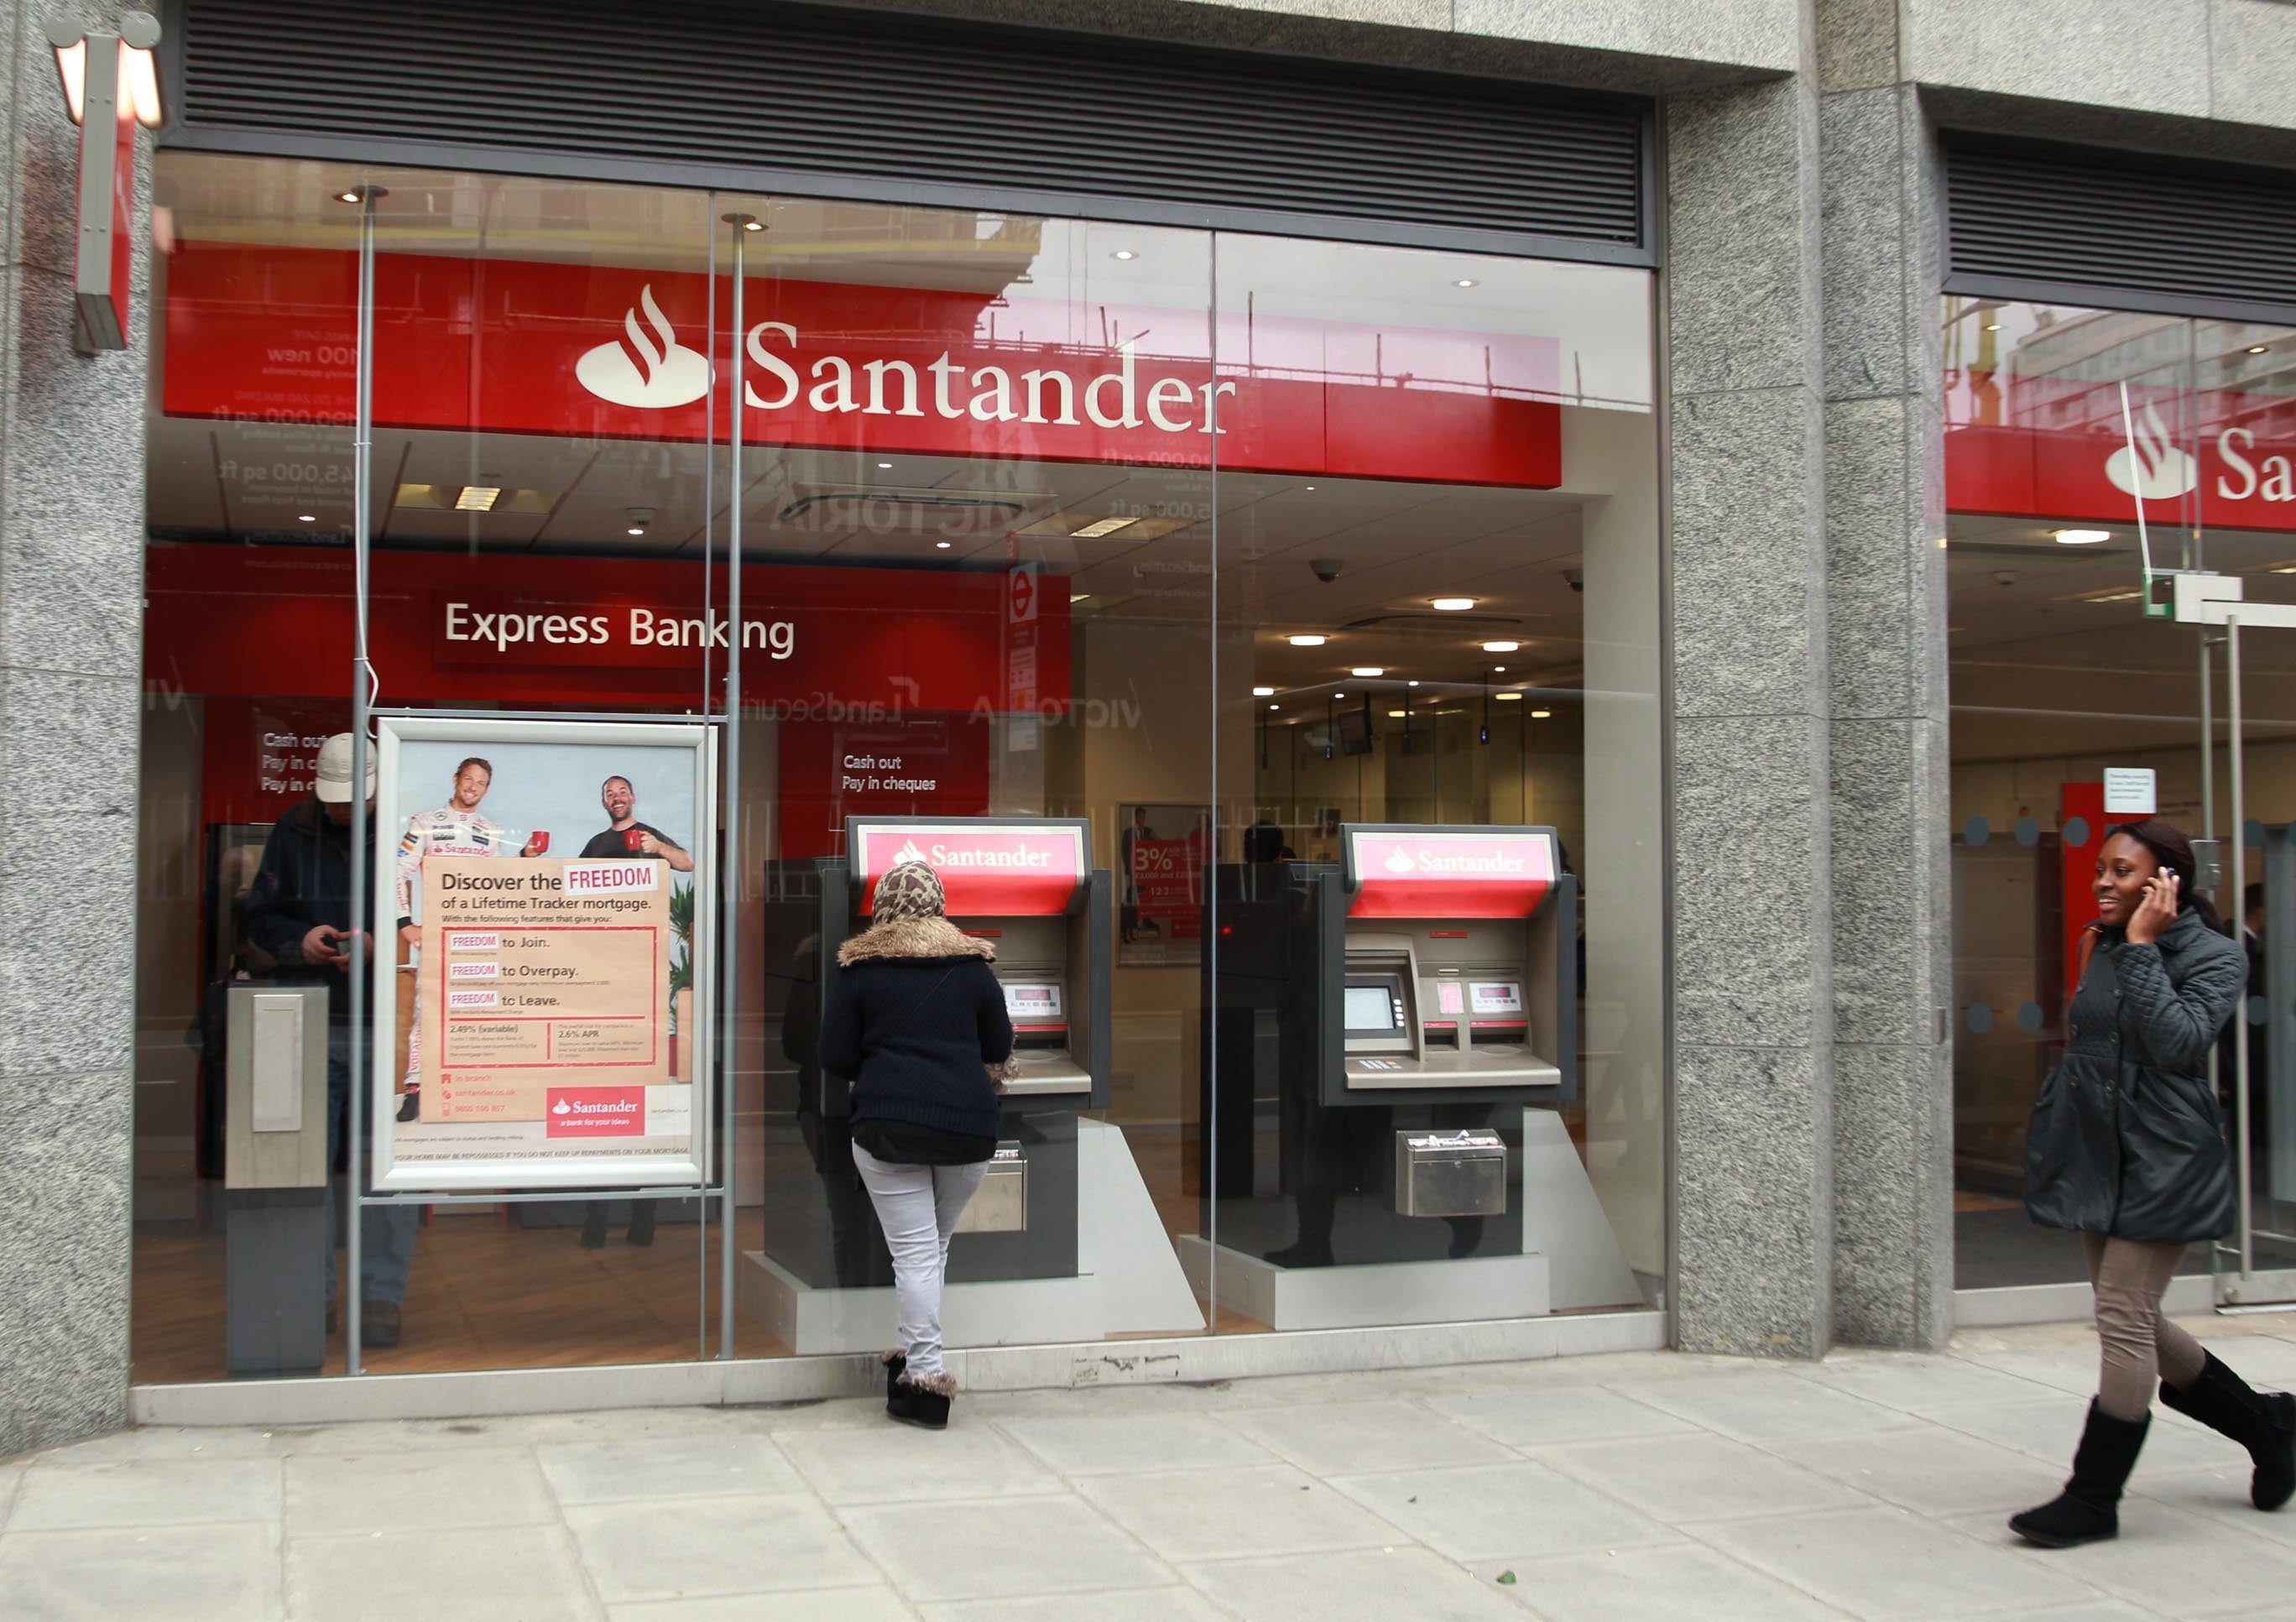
[2024,905,2247,1245]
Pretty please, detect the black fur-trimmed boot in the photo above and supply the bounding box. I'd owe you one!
[887,1371,956,1430]
[2160,1351,2296,1510]
[881,1349,905,1411]
[2009,1401,2150,1548]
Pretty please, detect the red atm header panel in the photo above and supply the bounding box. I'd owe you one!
[849,817,1088,916]
[1344,825,1558,919]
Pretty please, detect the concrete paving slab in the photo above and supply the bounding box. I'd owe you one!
[1327,1458,1682,1560]
[288,1524,603,1621]
[9,1456,282,1529]
[563,1491,879,1603]
[1532,1430,1878,1523]
[536,1435,807,1505]
[285,1446,556,1536]
[1077,1462,1403,1561]
[998,1411,1283,1476]
[0,1524,285,1620]
[841,1494,1172,1603]
[1234,1397,1520,1474]
[1464,1543,1846,1620]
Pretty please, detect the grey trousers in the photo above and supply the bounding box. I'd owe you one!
[2085,1233,2206,1420]
[853,1143,987,1382]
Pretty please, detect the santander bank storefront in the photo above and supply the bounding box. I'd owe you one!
[128,145,1667,1393]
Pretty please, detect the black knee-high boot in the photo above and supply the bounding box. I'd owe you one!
[2159,1351,2296,1511]
[2010,1401,2150,1548]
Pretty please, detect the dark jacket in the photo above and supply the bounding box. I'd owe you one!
[242,795,370,1024]
[818,915,1013,1141]
[2025,906,2246,1244]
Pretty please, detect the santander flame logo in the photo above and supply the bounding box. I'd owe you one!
[576,285,711,409]
[894,838,929,867]
[1383,845,1418,875]
[551,1099,571,1115]
[2105,402,2200,502]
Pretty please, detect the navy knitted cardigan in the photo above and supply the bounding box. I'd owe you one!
[818,915,1013,1140]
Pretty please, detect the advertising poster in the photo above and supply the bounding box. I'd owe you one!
[372,717,715,1192]
[1117,804,1211,967]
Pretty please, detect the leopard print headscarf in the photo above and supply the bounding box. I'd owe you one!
[872,859,947,922]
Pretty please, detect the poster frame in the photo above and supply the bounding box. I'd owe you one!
[1114,801,1213,967]
[368,715,718,1192]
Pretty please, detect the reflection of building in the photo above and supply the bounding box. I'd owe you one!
[11,0,2296,1462]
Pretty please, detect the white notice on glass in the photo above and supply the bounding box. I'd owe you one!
[2104,768,2158,816]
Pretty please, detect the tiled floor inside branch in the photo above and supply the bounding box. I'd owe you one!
[10,1312,2296,1619]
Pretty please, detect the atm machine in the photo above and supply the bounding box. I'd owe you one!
[744,816,1118,1350]
[1188,823,1578,1329]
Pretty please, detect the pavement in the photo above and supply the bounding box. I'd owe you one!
[8,1314,2296,1619]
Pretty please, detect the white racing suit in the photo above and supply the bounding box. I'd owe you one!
[396,808,518,1099]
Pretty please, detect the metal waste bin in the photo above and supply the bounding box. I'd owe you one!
[954,1141,1028,1233]
[1394,1129,1507,1218]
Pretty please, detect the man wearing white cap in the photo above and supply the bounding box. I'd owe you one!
[242,733,419,1348]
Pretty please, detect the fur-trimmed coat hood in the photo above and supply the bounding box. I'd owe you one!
[838,915,997,968]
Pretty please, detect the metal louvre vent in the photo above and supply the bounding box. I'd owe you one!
[167,0,1649,259]
[1946,135,2296,324]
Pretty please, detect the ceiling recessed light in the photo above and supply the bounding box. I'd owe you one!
[1111,249,1137,261]
[335,190,361,204]
[877,460,894,469]
[1453,279,1479,289]
[742,219,764,232]
[935,540,952,550]
[1334,692,1346,700]
[2249,345,2271,356]
[1407,680,1420,687]
[1350,665,1385,677]
[627,524,645,536]
[296,513,316,523]
[1389,709,1408,718]
[1494,665,1507,673]
[1071,517,1140,539]
[1287,634,1327,647]
[1431,597,1476,612]
[1982,322,2001,331]
[1532,708,1552,718]
[1251,686,1276,696]
[1303,485,1317,492]
[453,486,502,513]
[1070,592,1091,602]
[1495,691,1522,702]
[1480,639,1520,653]
[1268,703,1279,712]
[2054,529,2111,545]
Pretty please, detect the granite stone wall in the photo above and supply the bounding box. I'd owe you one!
[0,0,151,1456]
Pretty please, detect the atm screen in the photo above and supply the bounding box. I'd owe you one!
[1344,985,1397,1030]
[1003,983,1063,1022]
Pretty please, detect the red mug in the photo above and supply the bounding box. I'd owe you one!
[528,830,551,855]
[624,828,646,853]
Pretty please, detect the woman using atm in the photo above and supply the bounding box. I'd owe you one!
[819,859,1015,1431]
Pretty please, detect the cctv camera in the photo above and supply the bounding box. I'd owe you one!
[1310,558,1344,583]
[1563,570,1584,593]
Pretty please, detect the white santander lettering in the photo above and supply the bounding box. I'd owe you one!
[744,321,800,409]
[2221,427,2258,501]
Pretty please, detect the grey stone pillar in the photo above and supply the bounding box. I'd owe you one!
[1664,69,1838,1359]
[1815,0,1954,1350]
[0,0,150,1453]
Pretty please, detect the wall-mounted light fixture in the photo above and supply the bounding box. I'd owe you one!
[47,11,164,352]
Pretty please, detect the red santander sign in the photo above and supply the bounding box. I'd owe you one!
[1347,829,1558,920]
[545,1086,647,1139]
[1946,372,2296,532]
[853,822,1086,917]
[161,243,1563,488]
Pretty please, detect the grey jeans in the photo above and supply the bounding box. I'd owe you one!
[2085,1233,2206,1420]
[852,1142,986,1382]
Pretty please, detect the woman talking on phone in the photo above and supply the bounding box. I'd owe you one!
[2012,819,2296,1547]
